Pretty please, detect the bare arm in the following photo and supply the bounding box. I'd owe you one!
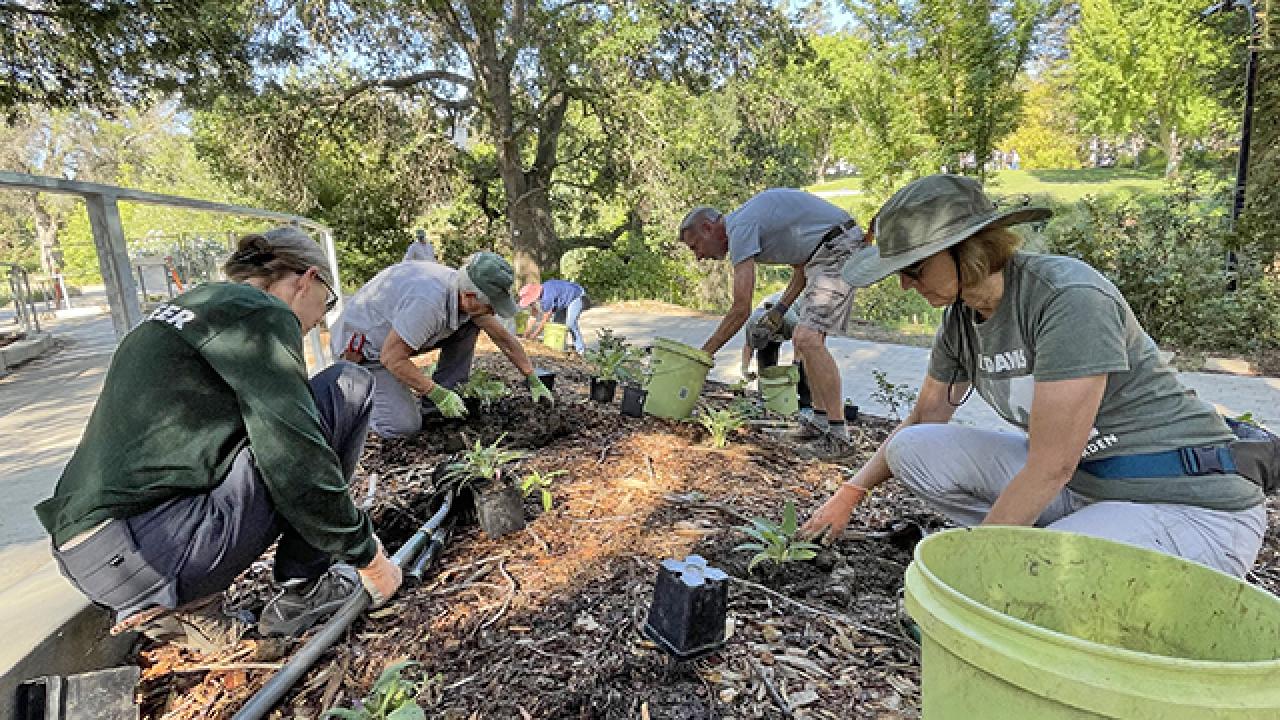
[477,314,534,376]
[525,308,551,338]
[983,375,1107,525]
[701,259,757,355]
[379,329,436,395]
[800,373,958,540]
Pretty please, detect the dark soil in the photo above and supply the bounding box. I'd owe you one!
[131,340,1280,720]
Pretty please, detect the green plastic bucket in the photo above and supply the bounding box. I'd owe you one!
[904,527,1280,719]
[514,310,530,335]
[642,337,713,419]
[542,322,568,351]
[758,365,799,415]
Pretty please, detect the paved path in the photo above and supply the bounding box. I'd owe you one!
[2,304,1278,596]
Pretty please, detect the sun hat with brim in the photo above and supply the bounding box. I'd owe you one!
[463,251,520,318]
[517,283,542,308]
[841,174,1052,288]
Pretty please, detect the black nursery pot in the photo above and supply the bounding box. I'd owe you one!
[473,477,526,539]
[843,401,859,422]
[620,384,647,418]
[589,377,618,403]
[643,555,729,660]
[463,397,483,416]
[527,368,557,392]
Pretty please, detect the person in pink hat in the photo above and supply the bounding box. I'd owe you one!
[518,279,587,353]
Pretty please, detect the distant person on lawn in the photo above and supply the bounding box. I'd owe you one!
[679,189,865,462]
[37,226,402,653]
[330,252,553,438]
[518,279,587,354]
[801,174,1266,577]
[403,229,437,263]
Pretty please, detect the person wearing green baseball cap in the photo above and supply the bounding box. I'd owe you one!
[800,174,1265,578]
[678,189,865,462]
[331,251,553,438]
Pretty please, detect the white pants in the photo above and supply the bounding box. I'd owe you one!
[886,424,1267,577]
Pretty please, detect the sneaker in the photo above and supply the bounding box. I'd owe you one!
[795,433,858,463]
[258,564,361,637]
[133,594,253,655]
[784,412,828,443]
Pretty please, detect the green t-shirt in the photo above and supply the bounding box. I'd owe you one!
[927,253,1261,511]
[35,283,377,565]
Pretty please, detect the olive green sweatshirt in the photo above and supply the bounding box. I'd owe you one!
[36,283,377,566]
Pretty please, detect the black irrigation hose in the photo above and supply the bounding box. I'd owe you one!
[232,491,455,720]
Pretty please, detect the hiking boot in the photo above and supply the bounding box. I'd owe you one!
[132,594,253,655]
[783,412,827,443]
[258,564,360,637]
[795,433,858,463]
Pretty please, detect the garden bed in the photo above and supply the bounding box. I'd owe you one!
[130,341,1280,719]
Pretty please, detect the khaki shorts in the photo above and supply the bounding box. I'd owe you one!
[798,227,862,336]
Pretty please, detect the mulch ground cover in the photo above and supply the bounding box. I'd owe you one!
[132,339,1280,719]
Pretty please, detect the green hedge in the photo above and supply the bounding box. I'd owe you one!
[1043,184,1280,356]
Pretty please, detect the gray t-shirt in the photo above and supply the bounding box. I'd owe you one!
[330,262,467,361]
[403,240,437,263]
[928,252,1260,510]
[725,189,852,266]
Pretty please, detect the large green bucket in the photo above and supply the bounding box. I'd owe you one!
[514,310,530,335]
[758,365,799,415]
[642,337,713,419]
[904,527,1280,719]
[542,322,568,351]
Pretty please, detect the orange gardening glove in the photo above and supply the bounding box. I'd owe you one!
[357,539,403,607]
[799,483,868,545]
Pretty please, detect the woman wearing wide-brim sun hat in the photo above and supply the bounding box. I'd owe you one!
[798,173,1267,578]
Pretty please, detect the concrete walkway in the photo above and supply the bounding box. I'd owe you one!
[578,307,1280,429]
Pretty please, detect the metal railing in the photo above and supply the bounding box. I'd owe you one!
[3,262,41,335]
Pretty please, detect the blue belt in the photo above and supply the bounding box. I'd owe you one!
[1080,445,1237,479]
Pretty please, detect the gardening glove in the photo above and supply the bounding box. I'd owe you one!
[759,305,787,335]
[527,373,554,405]
[799,482,867,545]
[427,384,468,418]
[357,539,403,608]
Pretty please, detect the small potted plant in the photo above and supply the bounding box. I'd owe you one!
[442,434,531,538]
[584,328,642,404]
[456,369,511,415]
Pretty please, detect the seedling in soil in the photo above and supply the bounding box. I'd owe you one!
[520,469,567,512]
[694,404,747,448]
[442,433,531,487]
[456,369,510,410]
[323,660,433,720]
[584,327,644,384]
[870,369,918,421]
[734,501,822,573]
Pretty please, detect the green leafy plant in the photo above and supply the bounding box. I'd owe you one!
[694,404,747,448]
[323,660,429,720]
[734,501,822,573]
[456,369,510,409]
[519,469,567,512]
[870,369,918,421]
[443,434,531,487]
[584,328,644,383]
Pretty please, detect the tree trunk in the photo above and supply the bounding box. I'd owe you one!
[29,194,61,275]
[501,167,558,285]
[1160,125,1181,177]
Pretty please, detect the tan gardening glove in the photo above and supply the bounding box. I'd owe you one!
[357,539,403,607]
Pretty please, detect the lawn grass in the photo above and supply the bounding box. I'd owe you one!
[809,167,1167,207]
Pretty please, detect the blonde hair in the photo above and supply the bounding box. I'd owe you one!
[953,226,1024,288]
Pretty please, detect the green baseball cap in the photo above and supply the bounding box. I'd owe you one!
[841,174,1051,288]
[463,251,519,318]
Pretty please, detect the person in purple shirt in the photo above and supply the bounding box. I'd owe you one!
[518,279,587,353]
